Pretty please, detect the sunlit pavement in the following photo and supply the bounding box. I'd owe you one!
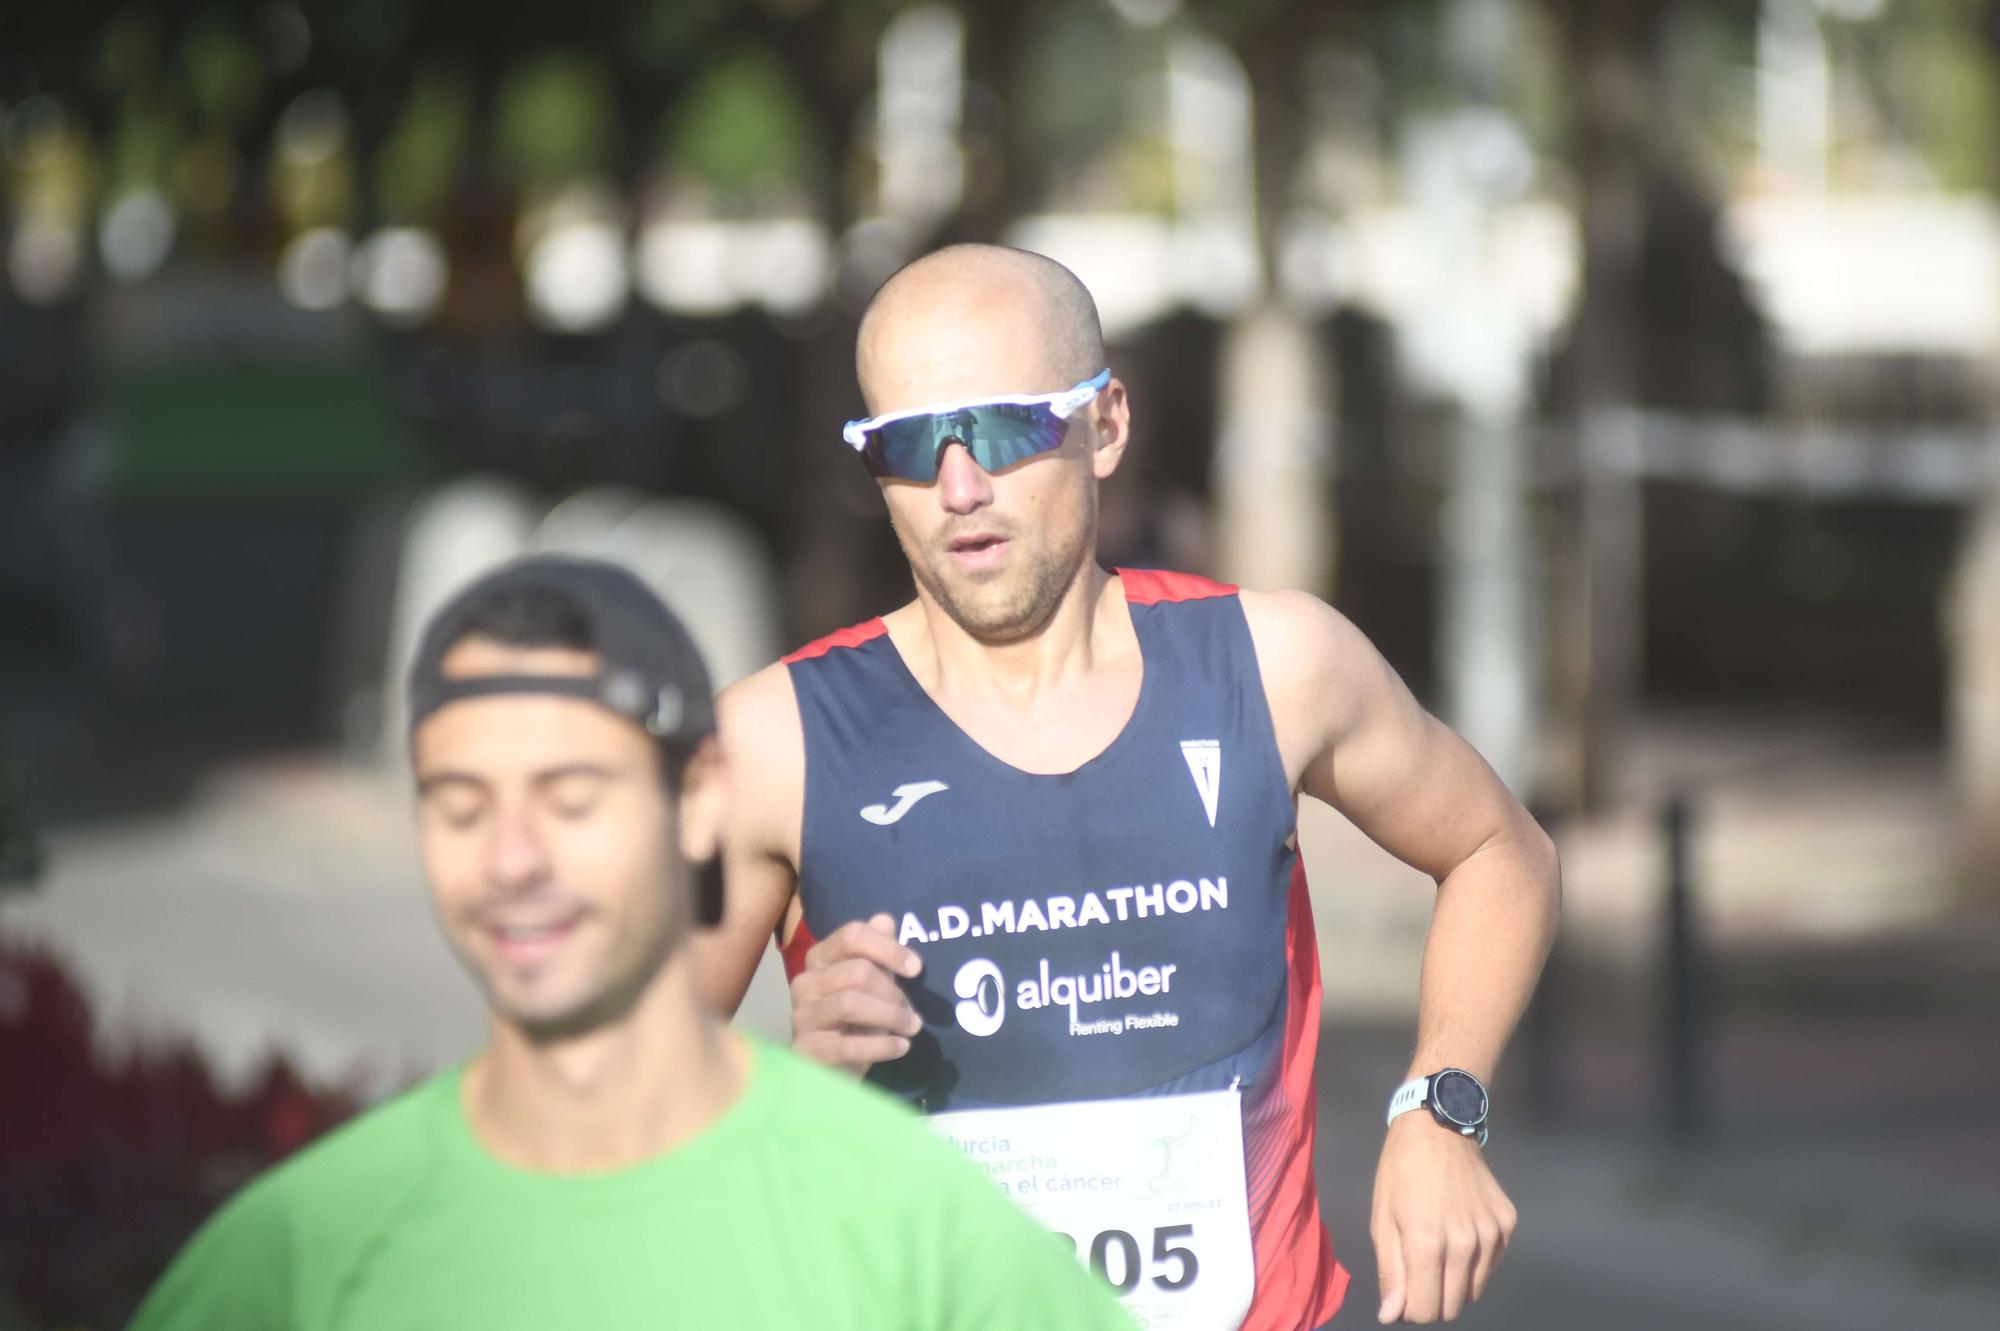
[1313,1023,2000,1330]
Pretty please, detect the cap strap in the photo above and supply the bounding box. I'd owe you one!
[423,674,605,708]
[413,673,690,741]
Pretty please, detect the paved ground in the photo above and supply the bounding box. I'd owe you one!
[4,707,1996,1327]
[1315,1023,2000,1331]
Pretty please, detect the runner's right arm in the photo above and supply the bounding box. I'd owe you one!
[691,663,803,1016]
[695,664,922,1074]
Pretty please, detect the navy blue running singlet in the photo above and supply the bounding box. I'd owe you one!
[780,568,1348,1331]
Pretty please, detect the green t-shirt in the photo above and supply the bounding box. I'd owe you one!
[131,1040,1131,1330]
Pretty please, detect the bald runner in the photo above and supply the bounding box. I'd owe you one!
[700,245,1560,1330]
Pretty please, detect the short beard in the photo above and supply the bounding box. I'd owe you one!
[897,489,1096,645]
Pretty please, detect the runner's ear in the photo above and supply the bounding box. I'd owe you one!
[1086,377,1131,481]
[693,856,724,928]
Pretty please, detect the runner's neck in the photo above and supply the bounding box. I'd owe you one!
[466,954,746,1173]
[896,562,1135,708]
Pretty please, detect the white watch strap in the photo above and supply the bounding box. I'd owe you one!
[1385,1075,1431,1127]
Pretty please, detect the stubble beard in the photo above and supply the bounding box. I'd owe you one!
[457,881,687,1046]
[897,491,1097,646]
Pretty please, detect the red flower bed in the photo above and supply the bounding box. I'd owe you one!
[0,938,358,1328]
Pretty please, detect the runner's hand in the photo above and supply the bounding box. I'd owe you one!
[1371,1113,1517,1323]
[789,913,924,1075]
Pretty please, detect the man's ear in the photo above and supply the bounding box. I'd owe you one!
[691,858,724,927]
[675,736,727,926]
[1088,377,1132,481]
[674,736,724,866]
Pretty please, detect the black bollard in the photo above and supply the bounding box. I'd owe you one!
[1523,804,1564,1125]
[1662,793,1702,1142]
[0,745,44,893]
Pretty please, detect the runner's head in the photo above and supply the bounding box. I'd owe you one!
[853,244,1132,643]
[404,556,722,1042]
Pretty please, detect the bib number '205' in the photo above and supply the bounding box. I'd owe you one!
[1053,1223,1199,1294]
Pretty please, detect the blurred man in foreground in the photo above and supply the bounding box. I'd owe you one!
[133,555,1130,1330]
[699,246,1560,1328]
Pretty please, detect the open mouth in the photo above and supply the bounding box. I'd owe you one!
[947,532,1009,563]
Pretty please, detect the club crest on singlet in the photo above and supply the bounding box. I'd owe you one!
[1181,739,1222,828]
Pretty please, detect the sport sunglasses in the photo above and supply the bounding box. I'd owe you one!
[841,370,1111,482]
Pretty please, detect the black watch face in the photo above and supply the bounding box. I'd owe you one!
[1432,1070,1488,1128]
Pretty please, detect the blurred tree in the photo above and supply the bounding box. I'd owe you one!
[661,45,817,204]
[1193,1,1348,599]
[494,50,618,191]
[1846,0,1998,192]
[1542,0,1673,810]
[374,67,475,226]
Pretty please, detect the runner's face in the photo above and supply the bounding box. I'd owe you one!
[412,641,690,1041]
[863,299,1123,643]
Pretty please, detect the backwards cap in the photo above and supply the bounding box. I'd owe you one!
[406,555,715,747]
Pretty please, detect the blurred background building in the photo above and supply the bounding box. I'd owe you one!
[1,1,1996,1327]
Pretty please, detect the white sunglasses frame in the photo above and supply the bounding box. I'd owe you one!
[841,369,1112,451]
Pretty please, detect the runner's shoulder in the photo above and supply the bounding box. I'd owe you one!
[1237,587,1370,675]
[716,662,803,769]
[1238,587,1381,733]
[222,1072,452,1222]
[137,1072,455,1313]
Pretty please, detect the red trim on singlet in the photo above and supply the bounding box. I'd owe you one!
[1115,566,1239,605]
[783,618,889,664]
[1241,857,1349,1331]
[779,919,818,980]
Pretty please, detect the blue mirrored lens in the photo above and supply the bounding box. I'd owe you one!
[860,403,1071,481]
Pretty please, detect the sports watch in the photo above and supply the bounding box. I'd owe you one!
[1386,1068,1490,1148]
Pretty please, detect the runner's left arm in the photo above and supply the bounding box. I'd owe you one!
[1244,589,1560,1324]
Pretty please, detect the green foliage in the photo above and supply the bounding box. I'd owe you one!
[627,0,740,71]
[494,50,618,188]
[376,67,474,224]
[1872,0,1998,191]
[105,91,181,193]
[1183,0,1303,48]
[92,6,166,96]
[661,45,815,196]
[177,11,262,130]
[327,0,418,62]
[1674,4,1763,180]
[1374,0,1458,120]
[1017,2,1163,211]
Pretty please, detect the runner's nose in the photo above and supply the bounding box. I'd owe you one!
[484,803,553,895]
[934,440,993,515]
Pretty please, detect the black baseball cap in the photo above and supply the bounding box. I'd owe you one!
[406,555,715,749]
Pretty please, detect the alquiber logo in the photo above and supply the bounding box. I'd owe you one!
[950,950,1182,1038]
[952,957,1006,1037]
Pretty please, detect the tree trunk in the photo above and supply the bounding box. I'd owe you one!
[1551,0,1665,811]
[1946,501,2000,900]
[1212,17,1337,598]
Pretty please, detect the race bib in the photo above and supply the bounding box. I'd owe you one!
[931,1088,1253,1330]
